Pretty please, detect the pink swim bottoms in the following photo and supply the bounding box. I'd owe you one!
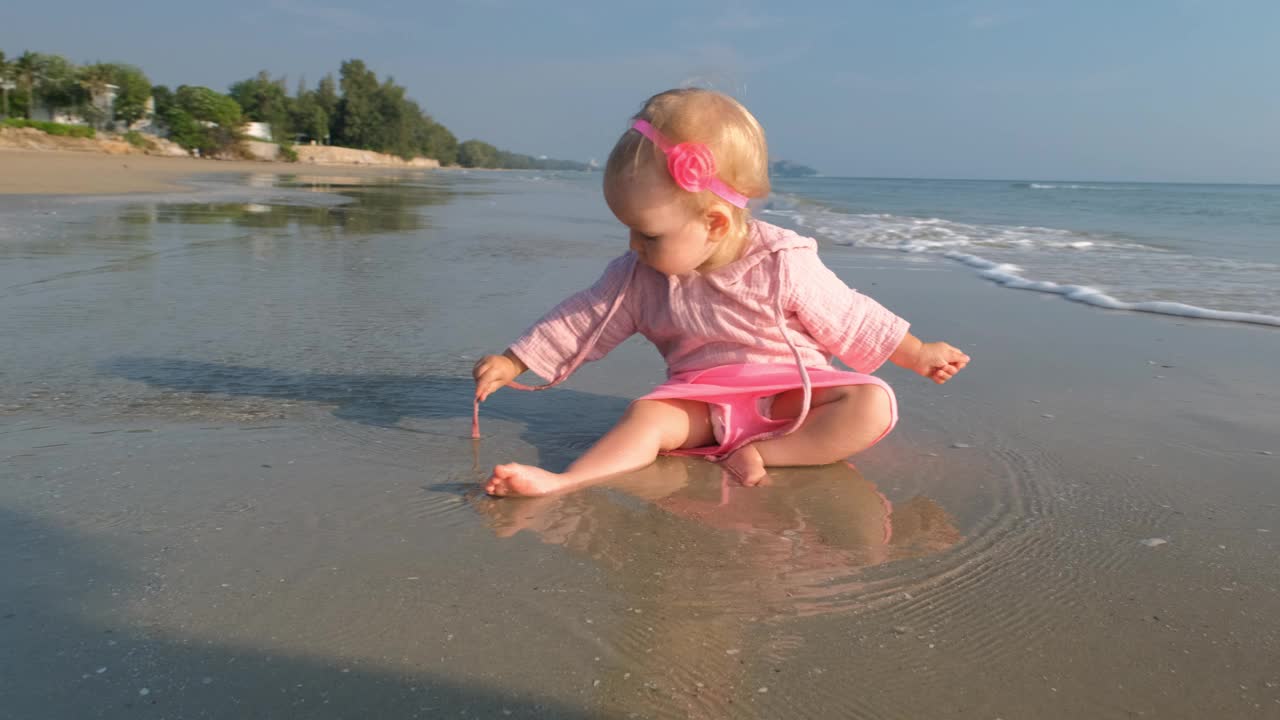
[637,363,897,458]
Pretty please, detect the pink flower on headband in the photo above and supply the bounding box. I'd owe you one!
[666,142,718,194]
[630,119,749,208]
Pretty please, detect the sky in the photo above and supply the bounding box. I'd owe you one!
[4,1,1279,183]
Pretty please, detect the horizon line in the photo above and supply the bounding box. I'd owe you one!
[777,174,1280,188]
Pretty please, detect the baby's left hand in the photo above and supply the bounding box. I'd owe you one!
[912,341,970,384]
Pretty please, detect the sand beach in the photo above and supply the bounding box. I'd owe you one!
[0,148,439,196]
[1,158,1277,718]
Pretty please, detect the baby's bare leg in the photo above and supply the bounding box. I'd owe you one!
[724,385,893,487]
[485,399,713,497]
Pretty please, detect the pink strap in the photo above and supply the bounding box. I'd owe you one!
[631,118,674,152]
[471,248,814,471]
[699,290,811,462]
[472,254,639,438]
[631,119,749,209]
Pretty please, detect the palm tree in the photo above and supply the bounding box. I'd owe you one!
[14,52,39,119]
[0,51,11,118]
[78,63,117,129]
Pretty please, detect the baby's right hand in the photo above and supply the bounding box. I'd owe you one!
[914,341,970,384]
[473,351,524,402]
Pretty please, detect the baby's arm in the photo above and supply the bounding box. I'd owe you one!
[473,253,637,400]
[786,248,969,382]
[888,333,970,384]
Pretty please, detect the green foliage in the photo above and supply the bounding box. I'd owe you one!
[1,48,587,170]
[156,86,243,154]
[108,64,151,127]
[174,85,241,127]
[277,141,299,162]
[229,70,289,139]
[457,139,499,168]
[158,107,202,151]
[333,59,380,150]
[32,53,83,115]
[534,156,591,171]
[151,85,174,118]
[497,150,589,171]
[289,88,329,144]
[322,59,463,163]
[0,50,13,118]
[0,52,150,128]
[11,51,40,119]
[375,81,417,159]
[418,122,458,166]
[76,62,116,128]
[2,117,95,138]
[123,130,151,149]
[455,139,589,170]
[316,74,339,119]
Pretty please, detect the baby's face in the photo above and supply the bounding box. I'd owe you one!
[604,166,720,276]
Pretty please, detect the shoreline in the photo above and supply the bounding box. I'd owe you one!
[0,147,444,196]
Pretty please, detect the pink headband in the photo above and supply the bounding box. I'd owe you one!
[630,119,748,208]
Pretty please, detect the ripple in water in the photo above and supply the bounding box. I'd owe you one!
[462,411,1180,720]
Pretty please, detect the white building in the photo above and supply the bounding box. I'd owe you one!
[241,121,273,141]
[30,83,116,126]
[29,84,158,134]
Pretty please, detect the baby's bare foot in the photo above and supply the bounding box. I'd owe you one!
[485,463,576,497]
[722,444,769,487]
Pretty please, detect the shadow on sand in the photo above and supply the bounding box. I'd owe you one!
[0,506,611,719]
[100,356,632,469]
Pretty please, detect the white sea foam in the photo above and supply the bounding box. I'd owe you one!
[789,207,1134,254]
[1015,182,1134,191]
[943,252,1280,327]
[773,196,1280,329]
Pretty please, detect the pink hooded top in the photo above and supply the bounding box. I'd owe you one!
[509,221,910,383]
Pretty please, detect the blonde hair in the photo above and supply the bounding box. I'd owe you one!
[605,88,770,241]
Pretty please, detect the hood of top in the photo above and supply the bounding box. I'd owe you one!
[701,220,815,286]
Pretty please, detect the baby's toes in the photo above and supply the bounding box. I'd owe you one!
[486,465,515,496]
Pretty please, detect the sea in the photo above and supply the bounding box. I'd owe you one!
[765,176,1280,326]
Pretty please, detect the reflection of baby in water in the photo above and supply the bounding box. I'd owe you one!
[473,458,961,717]
[478,456,961,607]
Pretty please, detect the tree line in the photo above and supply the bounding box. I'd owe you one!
[0,49,587,170]
[0,50,151,128]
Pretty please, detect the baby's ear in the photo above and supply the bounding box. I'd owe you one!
[705,206,733,241]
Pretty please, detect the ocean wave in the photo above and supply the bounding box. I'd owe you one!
[771,194,1280,328]
[1012,182,1123,191]
[943,252,1280,327]
[788,205,1128,254]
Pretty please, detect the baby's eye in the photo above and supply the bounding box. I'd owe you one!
[642,233,659,242]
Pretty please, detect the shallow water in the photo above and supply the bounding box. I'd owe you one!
[2,171,1278,718]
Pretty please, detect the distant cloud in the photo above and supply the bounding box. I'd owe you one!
[965,6,1027,30]
[265,0,382,34]
[672,6,780,35]
[712,11,779,32]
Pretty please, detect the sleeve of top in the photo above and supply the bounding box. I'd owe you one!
[784,248,910,374]
[508,253,639,382]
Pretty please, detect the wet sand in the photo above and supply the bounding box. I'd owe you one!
[1,170,1277,718]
